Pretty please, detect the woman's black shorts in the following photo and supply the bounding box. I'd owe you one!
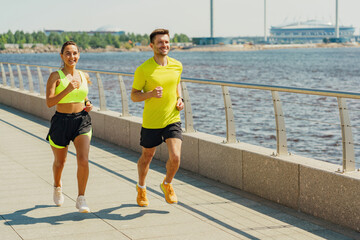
[46,110,92,148]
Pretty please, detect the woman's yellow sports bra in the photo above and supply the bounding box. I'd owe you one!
[56,70,88,104]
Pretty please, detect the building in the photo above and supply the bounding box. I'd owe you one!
[192,37,234,45]
[44,26,124,36]
[269,20,355,44]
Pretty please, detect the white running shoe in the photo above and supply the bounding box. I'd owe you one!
[53,186,64,206]
[76,195,90,213]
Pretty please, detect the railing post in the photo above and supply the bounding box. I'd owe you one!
[26,66,34,93]
[118,75,130,116]
[181,81,195,133]
[222,86,236,143]
[8,64,15,88]
[49,68,53,75]
[37,66,45,96]
[272,91,288,155]
[96,73,107,111]
[1,63,7,86]
[337,97,355,172]
[16,65,24,90]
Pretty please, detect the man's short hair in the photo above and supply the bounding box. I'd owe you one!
[150,29,170,43]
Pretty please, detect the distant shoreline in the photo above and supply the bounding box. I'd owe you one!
[1,42,359,54]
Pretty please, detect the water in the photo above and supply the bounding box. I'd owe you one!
[1,47,360,168]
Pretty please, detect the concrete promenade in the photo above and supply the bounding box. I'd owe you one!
[0,104,358,240]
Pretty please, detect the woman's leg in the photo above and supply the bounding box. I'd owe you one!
[73,134,90,196]
[51,146,68,187]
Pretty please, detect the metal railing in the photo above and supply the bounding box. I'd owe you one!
[1,62,359,172]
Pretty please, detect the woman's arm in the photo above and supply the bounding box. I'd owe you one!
[45,72,77,108]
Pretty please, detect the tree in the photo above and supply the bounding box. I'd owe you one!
[7,30,15,43]
[48,32,62,46]
[14,30,26,44]
[113,39,121,48]
[105,33,114,45]
[25,33,33,43]
[173,33,179,43]
[0,34,7,44]
[0,29,190,49]
[79,32,90,49]
[89,33,106,48]
[33,31,47,44]
[181,34,189,42]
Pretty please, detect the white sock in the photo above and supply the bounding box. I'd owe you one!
[164,181,170,185]
[137,184,146,189]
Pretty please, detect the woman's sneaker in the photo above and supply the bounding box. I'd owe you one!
[76,195,90,213]
[53,186,64,206]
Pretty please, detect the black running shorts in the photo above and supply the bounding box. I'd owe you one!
[46,110,92,148]
[140,122,183,148]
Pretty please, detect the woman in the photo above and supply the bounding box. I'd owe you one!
[46,41,93,213]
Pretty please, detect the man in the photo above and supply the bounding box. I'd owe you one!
[131,29,184,207]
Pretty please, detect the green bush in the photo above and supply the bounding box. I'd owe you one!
[123,42,132,50]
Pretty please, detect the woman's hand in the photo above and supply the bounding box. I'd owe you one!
[84,100,93,112]
[66,79,80,91]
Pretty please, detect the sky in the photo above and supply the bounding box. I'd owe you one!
[2,0,360,37]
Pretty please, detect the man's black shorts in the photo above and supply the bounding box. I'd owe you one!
[140,122,183,148]
[46,110,92,148]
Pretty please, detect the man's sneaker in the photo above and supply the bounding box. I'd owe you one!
[136,184,149,207]
[160,179,178,204]
[76,195,90,213]
[53,186,64,206]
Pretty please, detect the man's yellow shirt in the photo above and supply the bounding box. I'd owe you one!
[133,56,183,129]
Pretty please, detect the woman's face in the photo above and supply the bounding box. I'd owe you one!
[60,45,79,67]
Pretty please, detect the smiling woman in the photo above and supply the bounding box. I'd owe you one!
[45,40,94,213]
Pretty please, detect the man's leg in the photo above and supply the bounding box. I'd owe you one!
[138,147,156,186]
[136,147,156,207]
[160,138,182,204]
[164,138,182,183]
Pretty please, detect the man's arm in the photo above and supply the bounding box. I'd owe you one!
[176,83,184,111]
[131,87,163,102]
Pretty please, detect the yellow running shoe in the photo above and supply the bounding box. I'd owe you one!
[136,184,149,207]
[160,179,178,204]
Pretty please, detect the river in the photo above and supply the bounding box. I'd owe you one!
[1,47,360,167]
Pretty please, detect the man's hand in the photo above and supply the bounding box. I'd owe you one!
[176,97,184,111]
[152,86,163,98]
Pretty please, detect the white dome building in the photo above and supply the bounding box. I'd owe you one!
[269,19,355,43]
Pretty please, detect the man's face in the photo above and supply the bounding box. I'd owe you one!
[151,34,170,56]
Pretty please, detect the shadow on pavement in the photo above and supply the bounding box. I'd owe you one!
[2,204,169,226]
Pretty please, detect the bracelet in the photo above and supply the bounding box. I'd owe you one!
[177,97,184,102]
